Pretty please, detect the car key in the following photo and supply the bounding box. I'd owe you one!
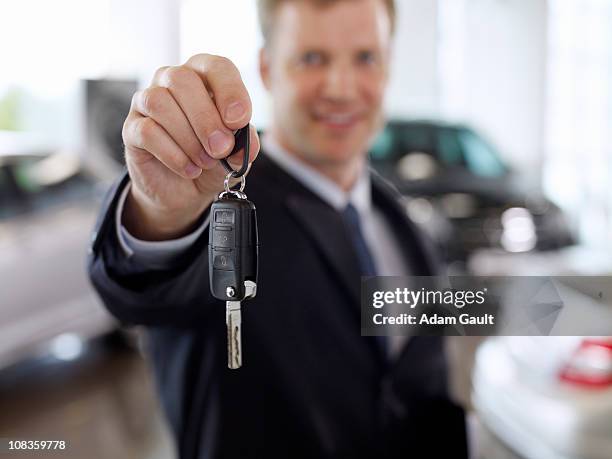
[209,190,258,368]
[209,126,258,369]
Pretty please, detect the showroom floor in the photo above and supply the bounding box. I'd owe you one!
[0,337,173,459]
[0,335,521,459]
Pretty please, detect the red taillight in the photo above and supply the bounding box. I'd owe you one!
[559,338,612,389]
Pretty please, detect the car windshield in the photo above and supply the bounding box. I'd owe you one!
[370,123,508,178]
[370,124,432,160]
[455,128,507,177]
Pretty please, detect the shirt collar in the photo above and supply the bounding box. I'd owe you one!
[261,132,372,215]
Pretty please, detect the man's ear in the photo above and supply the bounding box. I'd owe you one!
[259,47,271,91]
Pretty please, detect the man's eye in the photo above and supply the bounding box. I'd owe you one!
[300,51,325,66]
[356,50,377,65]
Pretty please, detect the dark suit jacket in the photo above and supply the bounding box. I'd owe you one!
[88,152,467,459]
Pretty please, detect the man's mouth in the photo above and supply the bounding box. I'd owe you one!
[313,112,362,129]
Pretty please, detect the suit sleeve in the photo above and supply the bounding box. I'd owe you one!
[114,181,210,268]
[87,170,218,328]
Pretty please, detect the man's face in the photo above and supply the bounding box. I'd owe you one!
[260,0,391,168]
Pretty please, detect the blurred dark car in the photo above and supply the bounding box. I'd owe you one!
[0,148,116,369]
[369,120,575,262]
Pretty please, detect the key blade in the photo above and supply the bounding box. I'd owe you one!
[226,301,242,369]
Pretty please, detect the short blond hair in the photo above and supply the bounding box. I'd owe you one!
[256,0,396,44]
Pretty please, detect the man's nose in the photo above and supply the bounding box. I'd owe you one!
[322,62,358,101]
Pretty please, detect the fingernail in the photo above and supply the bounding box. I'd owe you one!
[185,162,202,178]
[208,130,233,156]
[225,102,246,123]
[199,150,216,169]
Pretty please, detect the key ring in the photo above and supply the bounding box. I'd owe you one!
[223,170,246,192]
[219,170,247,200]
[220,125,250,178]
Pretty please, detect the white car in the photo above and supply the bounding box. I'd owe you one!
[473,335,612,459]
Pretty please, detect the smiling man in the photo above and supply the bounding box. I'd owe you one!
[261,0,390,188]
[88,0,468,457]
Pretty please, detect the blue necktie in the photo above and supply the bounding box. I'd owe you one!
[342,204,387,358]
[342,203,378,277]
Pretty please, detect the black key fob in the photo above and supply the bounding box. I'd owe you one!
[209,195,258,301]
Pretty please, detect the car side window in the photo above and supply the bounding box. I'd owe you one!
[457,129,507,177]
[396,125,434,159]
[370,124,435,163]
[437,128,464,167]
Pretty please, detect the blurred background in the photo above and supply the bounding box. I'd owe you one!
[1,0,611,458]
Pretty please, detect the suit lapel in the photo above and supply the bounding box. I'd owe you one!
[285,195,362,307]
[284,193,389,369]
[370,171,439,276]
[252,153,362,307]
[278,161,438,307]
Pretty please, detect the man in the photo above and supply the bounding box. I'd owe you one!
[88,0,468,457]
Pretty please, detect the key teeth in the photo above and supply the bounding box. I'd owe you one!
[232,324,241,368]
[226,280,254,370]
[226,310,242,369]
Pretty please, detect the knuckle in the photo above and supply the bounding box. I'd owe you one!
[129,90,139,110]
[155,65,170,76]
[133,117,156,146]
[141,87,167,114]
[187,52,213,66]
[162,65,193,88]
[152,65,170,82]
[121,117,131,144]
[208,54,236,73]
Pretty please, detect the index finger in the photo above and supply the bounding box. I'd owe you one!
[185,54,252,131]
